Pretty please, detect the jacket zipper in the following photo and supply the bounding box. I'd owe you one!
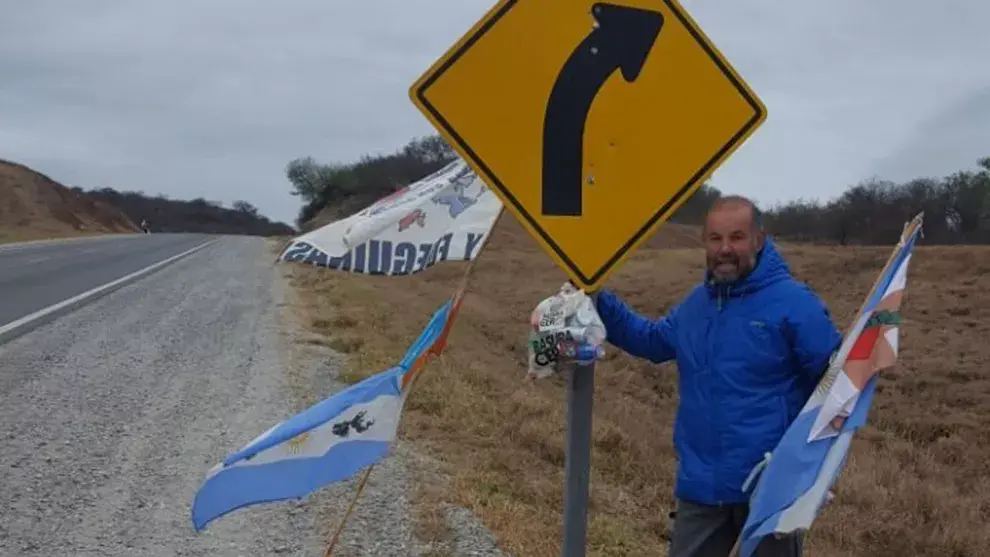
[714,285,733,504]
[713,284,724,504]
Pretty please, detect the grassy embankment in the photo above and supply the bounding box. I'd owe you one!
[285,216,990,557]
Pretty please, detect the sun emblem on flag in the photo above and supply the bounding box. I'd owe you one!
[285,432,310,455]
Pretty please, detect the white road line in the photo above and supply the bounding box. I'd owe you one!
[0,239,218,345]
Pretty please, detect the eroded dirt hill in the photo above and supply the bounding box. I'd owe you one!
[0,159,139,242]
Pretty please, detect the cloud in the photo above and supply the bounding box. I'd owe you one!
[689,0,990,206]
[1,0,988,225]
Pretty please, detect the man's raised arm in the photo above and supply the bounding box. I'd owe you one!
[594,290,678,364]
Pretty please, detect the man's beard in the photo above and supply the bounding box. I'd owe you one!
[708,255,743,283]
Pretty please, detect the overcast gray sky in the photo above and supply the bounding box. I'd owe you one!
[1,0,988,227]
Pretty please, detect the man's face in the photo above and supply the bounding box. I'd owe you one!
[704,204,764,283]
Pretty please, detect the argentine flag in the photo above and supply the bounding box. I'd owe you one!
[191,292,463,531]
[736,213,923,556]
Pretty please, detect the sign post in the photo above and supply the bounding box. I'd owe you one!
[409,0,767,552]
[562,361,595,557]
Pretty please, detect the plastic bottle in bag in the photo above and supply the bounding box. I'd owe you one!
[526,282,606,380]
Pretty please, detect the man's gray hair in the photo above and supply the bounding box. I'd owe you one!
[707,194,764,230]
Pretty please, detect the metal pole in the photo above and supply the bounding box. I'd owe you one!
[561,360,595,557]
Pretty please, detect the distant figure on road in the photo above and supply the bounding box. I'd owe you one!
[140,219,150,234]
[593,195,842,557]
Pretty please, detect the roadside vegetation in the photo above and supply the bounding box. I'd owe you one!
[283,137,990,556]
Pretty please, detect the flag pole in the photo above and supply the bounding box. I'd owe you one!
[403,206,506,394]
[322,206,505,556]
[726,212,923,557]
[405,207,505,396]
[838,212,923,337]
[323,465,374,557]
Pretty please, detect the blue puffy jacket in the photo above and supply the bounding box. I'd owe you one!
[595,238,842,506]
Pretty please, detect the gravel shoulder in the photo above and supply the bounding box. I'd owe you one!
[0,236,328,556]
[0,235,505,557]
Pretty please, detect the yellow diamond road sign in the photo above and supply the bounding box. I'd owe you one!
[410,0,767,291]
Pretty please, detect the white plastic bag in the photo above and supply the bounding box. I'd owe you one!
[526,282,606,380]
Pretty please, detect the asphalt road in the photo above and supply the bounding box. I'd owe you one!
[0,234,214,329]
[0,236,333,556]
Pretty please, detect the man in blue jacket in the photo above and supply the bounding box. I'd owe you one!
[594,195,842,557]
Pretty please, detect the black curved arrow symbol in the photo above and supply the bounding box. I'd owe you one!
[541,3,664,217]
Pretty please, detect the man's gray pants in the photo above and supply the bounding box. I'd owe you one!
[668,499,803,557]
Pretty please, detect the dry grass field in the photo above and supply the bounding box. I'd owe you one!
[284,214,990,557]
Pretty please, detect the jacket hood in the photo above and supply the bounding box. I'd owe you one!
[705,236,791,298]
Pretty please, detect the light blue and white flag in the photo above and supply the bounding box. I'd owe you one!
[191,290,465,532]
[736,213,923,557]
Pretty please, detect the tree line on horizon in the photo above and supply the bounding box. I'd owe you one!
[285,135,990,245]
[76,186,294,237]
[761,157,990,244]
